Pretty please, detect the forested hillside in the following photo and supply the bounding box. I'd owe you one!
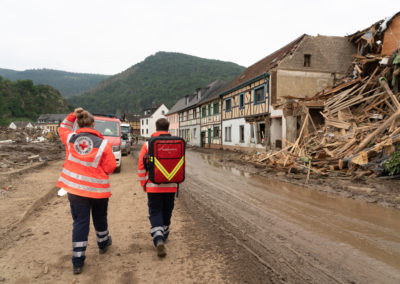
[0,76,73,126]
[0,68,109,98]
[68,52,245,114]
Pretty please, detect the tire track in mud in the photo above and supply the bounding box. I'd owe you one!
[183,151,400,283]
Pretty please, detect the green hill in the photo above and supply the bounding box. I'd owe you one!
[0,76,73,126]
[68,52,245,114]
[0,68,109,98]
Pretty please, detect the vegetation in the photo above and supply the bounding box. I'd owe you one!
[68,52,245,114]
[0,76,73,126]
[383,149,400,176]
[0,68,109,98]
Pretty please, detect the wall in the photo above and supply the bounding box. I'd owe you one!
[222,118,264,150]
[382,15,400,56]
[167,113,179,136]
[276,69,334,100]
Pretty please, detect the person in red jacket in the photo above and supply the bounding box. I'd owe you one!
[138,118,177,257]
[57,107,116,274]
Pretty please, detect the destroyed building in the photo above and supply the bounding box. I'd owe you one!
[219,34,355,151]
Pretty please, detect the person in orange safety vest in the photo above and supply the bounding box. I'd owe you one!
[57,107,116,274]
[137,118,178,257]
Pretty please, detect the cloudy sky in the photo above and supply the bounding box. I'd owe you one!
[1,0,399,75]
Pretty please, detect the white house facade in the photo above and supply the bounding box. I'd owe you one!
[140,104,169,138]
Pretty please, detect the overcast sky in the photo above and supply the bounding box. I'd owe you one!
[1,0,399,75]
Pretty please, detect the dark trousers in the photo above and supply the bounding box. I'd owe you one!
[68,193,110,267]
[147,192,175,246]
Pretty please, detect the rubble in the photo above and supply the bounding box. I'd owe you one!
[243,14,400,180]
[0,127,64,173]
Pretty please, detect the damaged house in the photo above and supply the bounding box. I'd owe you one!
[220,34,355,151]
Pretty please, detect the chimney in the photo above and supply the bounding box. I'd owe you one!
[185,95,189,105]
[196,88,202,100]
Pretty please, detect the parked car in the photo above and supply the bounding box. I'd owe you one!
[120,122,131,155]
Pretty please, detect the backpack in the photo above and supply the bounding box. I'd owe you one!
[143,135,185,185]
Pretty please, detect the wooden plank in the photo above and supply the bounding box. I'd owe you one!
[380,79,400,109]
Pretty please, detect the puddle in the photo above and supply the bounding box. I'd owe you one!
[189,151,400,270]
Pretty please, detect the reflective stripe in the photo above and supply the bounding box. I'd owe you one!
[138,169,146,174]
[97,235,109,242]
[145,142,148,149]
[66,133,75,151]
[61,124,73,131]
[139,176,147,181]
[152,231,164,239]
[154,156,184,181]
[146,182,177,188]
[163,226,170,234]
[58,176,110,193]
[67,139,107,168]
[150,226,164,234]
[62,119,74,127]
[72,251,85,257]
[73,241,87,248]
[62,168,108,184]
[96,230,109,236]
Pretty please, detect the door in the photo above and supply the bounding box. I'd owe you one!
[200,131,206,147]
[208,128,211,145]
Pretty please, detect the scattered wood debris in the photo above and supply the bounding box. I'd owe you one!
[243,17,400,180]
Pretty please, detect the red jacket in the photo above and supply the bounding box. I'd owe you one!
[56,112,116,198]
[138,131,178,193]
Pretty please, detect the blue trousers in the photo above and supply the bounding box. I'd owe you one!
[147,192,175,246]
[68,193,110,267]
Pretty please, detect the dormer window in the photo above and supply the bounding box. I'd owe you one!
[304,54,311,67]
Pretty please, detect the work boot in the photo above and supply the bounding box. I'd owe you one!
[156,239,166,258]
[73,265,83,275]
[99,236,112,254]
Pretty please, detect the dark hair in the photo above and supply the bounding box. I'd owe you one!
[156,118,169,131]
[76,110,94,128]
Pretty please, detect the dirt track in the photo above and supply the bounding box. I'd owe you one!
[0,150,269,283]
[1,147,400,283]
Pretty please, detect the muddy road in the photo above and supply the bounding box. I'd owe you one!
[0,151,268,283]
[1,147,400,283]
[183,151,400,283]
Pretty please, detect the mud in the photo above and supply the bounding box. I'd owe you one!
[190,147,400,210]
[182,150,400,283]
[0,150,271,283]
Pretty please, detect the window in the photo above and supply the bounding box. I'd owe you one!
[193,109,197,119]
[251,124,255,139]
[225,126,231,142]
[213,102,219,114]
[254,86,265,105]
[146,129,148,134]
[142,120,144,125]
[239,93,244,109]
[225,98,232,112]
[162,110,165,115]
[193,128,197,138]
[208,104,211,116]
[202,107,207,118]
[239,125,245,143]
[146,119,148,125]
[304,54,311,67]
[142,129,144,135]
[213,126,219,138]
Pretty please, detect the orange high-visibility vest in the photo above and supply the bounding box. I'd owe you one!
[138,131,178,193]
[56,113,116,198]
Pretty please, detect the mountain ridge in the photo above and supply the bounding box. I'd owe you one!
[68,51,245,114]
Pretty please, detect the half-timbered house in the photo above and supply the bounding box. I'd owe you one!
[220,34,355,151]
[198,80,227,148]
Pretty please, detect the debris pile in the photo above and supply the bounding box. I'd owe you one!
[0,127,64,172]
[244,13,400,179]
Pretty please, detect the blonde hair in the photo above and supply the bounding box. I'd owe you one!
[76,110,94,128]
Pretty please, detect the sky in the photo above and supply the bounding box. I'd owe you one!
[1,0,399,75]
